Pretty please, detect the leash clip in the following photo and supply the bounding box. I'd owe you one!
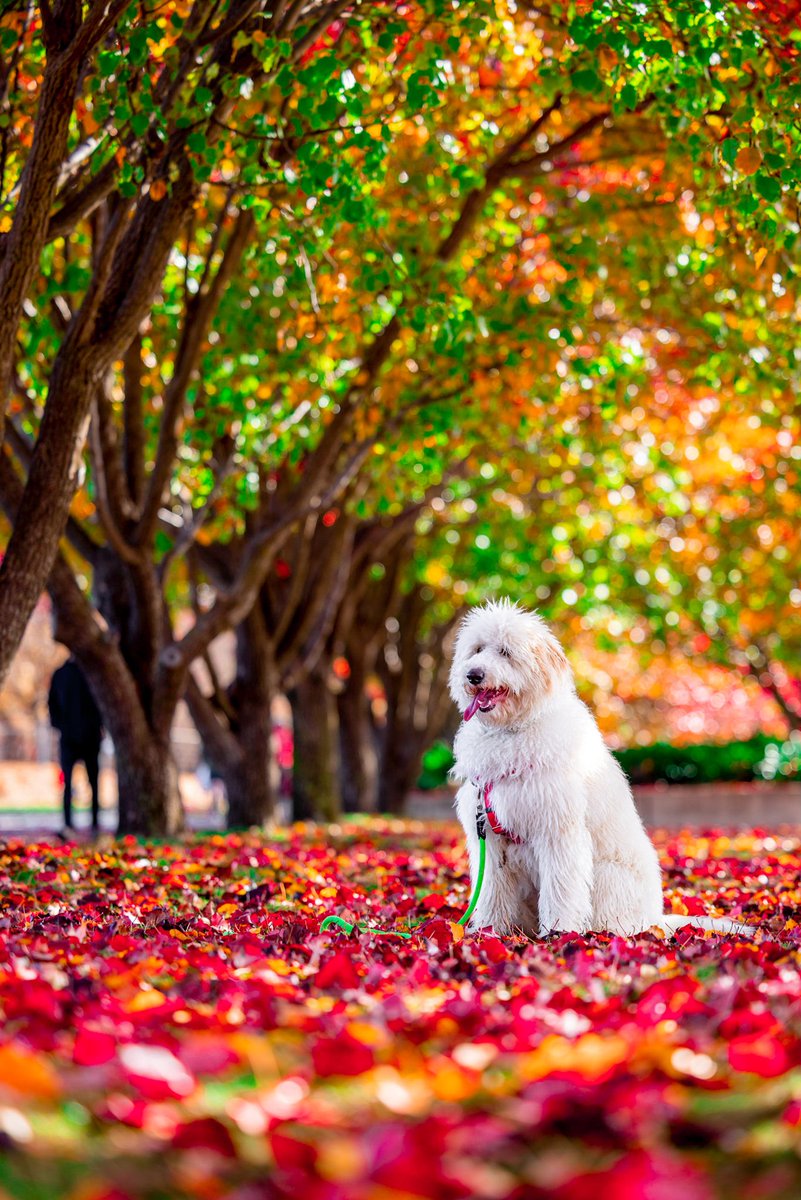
[476,806,487,840]
[475,780,487,840]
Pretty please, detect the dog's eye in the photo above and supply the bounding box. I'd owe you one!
[473,645,483,654]
[499,646,511,658]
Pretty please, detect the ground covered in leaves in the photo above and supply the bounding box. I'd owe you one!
[1,820,801,1199]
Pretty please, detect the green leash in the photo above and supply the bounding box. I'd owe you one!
[320,832,486,939]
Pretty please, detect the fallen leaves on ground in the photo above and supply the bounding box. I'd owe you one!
[0,819,800,1199]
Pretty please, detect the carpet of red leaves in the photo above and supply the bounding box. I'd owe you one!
[1,819,800,1200]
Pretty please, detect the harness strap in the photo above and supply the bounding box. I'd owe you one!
[474,779,522,845]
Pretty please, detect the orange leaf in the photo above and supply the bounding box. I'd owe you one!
[0,1044,61,1100]
[478,63,502,88]
[735,146,761,175]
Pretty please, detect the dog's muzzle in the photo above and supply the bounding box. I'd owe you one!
[463,686,508,721]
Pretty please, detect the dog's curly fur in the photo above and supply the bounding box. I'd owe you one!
[449,600,745,937]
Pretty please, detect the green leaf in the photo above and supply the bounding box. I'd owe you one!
[407,70,433,108]
[128,28,150,66]
[721,137,738,167]
[569,15,596,46]
[572,68,602,95]
[195,86,214,109]
[756,173,781,203]
[619,83,638,109]
[647,38,673,60]
[98,51,119,77]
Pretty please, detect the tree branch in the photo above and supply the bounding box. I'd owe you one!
[196,0,263,47]
[184,672,242,768]
[291,0,354,63]
[122,332,146,511]
[135,205,255,543]
[273,514,319,645]
[87,388,141,565]
[157,436,238,578]
[47,156,118,242]
[72,0,131,63]
[509,108,613,177]
[436,94,564,262]
[0,30,86,445]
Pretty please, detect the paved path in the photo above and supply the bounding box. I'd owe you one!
[0,762,223,837]
[0,761,798,836]
[406,782,801,829]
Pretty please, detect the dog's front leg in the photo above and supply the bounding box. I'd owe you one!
[536,824,594,935]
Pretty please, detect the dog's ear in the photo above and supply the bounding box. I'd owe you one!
[531,636,571,688]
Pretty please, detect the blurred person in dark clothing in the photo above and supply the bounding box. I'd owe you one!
[48,659,104,834]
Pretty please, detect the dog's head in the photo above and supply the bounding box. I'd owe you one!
[449,599,572,725]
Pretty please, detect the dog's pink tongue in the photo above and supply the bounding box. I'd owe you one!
[464,690,488,721]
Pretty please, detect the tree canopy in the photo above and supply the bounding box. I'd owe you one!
[0,0,799,827]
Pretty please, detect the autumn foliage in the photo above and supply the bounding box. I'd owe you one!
[1,820,801,1198]
[0,0,800,827]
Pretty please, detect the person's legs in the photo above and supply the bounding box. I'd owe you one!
[84,743,101,831]
[59,740,78,830]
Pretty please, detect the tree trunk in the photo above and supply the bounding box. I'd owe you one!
[228,610,278,826]
[184,609,279,828]
[377,667,455,816]
[189,725,276,830]
[375,588,424,815]
[47,556,185,836]
[761,676,801,733]
[115,731,183,836]
[377,711,423,816]
[223,742,276,828]
[374,592,457,816]
[289,666,341,822]
[0,357,97,685]
[337,657,378,813]
[222,687,277,828]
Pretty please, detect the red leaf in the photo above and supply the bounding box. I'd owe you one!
[728,1032,791,1078]
[172,1117,237,1158]
[314,951,361,990]
[311,1032,374,1078]
[271,1130,318,1171]
[73,1027,116,1067]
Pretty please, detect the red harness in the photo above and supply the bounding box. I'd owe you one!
[475,779,522,844]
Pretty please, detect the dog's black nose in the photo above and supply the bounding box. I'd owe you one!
[466,669,484,686]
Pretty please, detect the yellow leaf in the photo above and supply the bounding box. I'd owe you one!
[520,1033,630,1084]
[346,1021,385,1046]
[317,1136,369,1183]
[125,989,168,1013]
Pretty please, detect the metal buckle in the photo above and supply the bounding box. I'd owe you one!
[475,786,487,841]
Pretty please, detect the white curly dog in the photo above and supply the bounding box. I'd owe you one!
[450,600,747,938]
